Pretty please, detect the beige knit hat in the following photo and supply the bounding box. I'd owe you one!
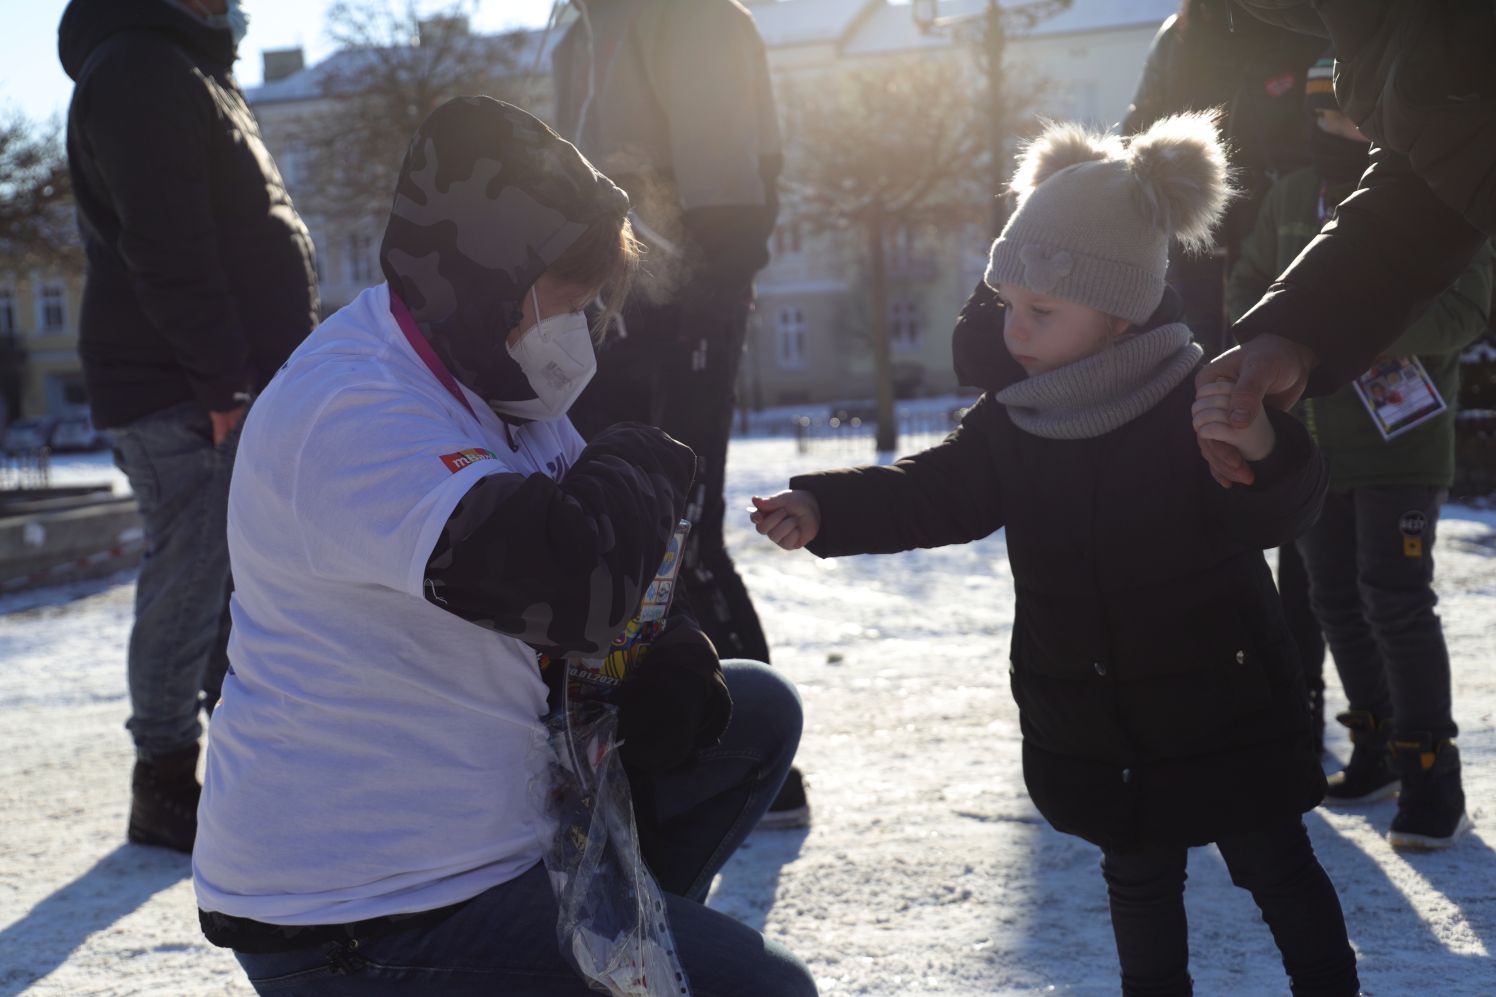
[984,111,1234,325]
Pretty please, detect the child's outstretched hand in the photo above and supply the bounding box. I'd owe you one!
[1192,379,1276,462]
[750,491,821,551]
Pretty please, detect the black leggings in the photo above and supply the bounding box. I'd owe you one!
[1100,817,1358,996]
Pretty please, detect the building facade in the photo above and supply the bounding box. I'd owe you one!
[243,0,1174,409]
[0,260,87,423]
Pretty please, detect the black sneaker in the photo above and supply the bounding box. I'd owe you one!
[127,744,201,853]
[1388,736,1474,851]
[758,765,810,830]
[1323,711,1399,806]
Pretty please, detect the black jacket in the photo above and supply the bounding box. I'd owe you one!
[60,0,318,428]
[794,293,1328,852]
[1230,0,1495,393]
[1121,3,1325,259]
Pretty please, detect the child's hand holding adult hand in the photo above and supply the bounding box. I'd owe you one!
[1193,379,1276,462]
[750,490,821,551]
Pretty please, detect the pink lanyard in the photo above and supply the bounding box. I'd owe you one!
[388,290,482,426]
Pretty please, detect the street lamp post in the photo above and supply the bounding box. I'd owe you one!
[912,0,1071,239]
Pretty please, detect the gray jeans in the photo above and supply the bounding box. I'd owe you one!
[1295,484,1455,741]
[110,401,239,759]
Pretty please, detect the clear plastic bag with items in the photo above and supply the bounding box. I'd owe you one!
[534,701,691,996]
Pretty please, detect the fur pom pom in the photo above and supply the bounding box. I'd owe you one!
[1009,120,1124,199]
[1124,110,1235,253]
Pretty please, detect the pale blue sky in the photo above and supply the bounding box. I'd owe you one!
[0,0,559,124]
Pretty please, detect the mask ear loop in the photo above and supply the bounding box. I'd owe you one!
[529,284,544,341]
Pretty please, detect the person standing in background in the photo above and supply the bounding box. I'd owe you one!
[1121,0,1325,359]
[59,0,318,853]
[1227,55,1492,850]
[553,0,810,827]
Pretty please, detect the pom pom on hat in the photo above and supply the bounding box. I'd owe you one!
[1124,110,1234,254]
[1010,120,1125,200]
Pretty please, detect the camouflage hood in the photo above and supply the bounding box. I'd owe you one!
[380,96,629,416]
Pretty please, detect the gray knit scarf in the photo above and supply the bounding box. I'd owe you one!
[992,323,1202,440]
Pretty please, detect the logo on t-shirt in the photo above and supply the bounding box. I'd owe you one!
[440,448,499,473]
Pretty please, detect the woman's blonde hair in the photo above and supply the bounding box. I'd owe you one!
[546,216,643,342]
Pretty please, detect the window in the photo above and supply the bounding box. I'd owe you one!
[776,308,807,369]
[0,289,15,336]
[278,150,305,191]
[885,226,913,273]
[889,299,922,353]
[39,284,66,332]
[1071,79,1102,126]
[773,221,804,258]
[347,230,375,285]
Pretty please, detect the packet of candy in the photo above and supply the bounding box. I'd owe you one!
[563,518,691,708]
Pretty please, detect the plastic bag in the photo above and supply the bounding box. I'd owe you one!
[535,700,692,996]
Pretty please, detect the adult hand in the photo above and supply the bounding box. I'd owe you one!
[210,404,247,447]
[749,490,821,551]
[616,624,731,772]
[1194,335,1316,487]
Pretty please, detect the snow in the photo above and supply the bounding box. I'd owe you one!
[4,443,1495,995]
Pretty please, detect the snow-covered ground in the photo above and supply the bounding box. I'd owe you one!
[3,440,1494,996]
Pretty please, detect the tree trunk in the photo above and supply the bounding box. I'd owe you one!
[867,208,897,453]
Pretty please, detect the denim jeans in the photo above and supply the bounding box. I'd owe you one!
[110,401,239,759]
[233,660,815,996]
[1100,818,1358,997]
[1296,485,1455,740]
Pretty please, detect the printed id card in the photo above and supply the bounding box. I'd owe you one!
[1351,356,1446,441]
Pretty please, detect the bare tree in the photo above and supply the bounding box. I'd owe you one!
[291,0,529,225]
[781,57,999,451]
[0,111,78,267]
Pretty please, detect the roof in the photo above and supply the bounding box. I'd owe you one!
[749,0,876,48]
[840,0,1177,57]
[246,28,559,105]
[248,0,1178,106]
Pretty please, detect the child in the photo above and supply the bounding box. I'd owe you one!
[1227,54,1492,848]
[752,113,1359,996]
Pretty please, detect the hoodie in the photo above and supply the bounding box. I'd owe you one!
[60,0,317,427]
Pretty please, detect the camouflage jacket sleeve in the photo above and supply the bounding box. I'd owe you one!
[421,422,696,658]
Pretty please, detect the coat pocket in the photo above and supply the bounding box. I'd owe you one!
[1113,616,1273,761]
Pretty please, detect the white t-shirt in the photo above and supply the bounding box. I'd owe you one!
[193,283,585,925]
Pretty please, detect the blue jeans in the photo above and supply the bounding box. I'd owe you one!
[233,661,815,996]
[110,401,239,759]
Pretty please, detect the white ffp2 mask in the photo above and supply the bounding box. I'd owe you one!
[498,286,597,421]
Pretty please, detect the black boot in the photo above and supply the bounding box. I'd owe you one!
[1323,711,1399,805]
[127,744,201,853]
[759,766,811,830]
[1388,735,1473,851]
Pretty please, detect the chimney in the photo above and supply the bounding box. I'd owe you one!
[417,15,470,46]
[262,47,304,83]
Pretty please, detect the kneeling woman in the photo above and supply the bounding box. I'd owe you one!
[192,97,813,996]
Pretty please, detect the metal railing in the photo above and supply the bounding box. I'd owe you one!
[781,407,969,457]
[0,448,51,493]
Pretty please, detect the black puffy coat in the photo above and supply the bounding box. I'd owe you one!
[793,291,1328,852]
[1230,0,1496,393]
[59,0,318,428]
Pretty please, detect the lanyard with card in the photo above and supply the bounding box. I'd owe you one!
[1350,355,1446,441]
